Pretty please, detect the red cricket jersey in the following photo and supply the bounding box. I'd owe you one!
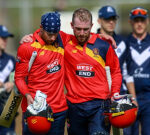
[15,29,68,113]
[64,33,122,103]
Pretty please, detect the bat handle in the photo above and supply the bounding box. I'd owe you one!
[28,51,37,72]
[105,66,112,92]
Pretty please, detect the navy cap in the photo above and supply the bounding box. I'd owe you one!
[129,7,148,20]
[41,12,61,33]
[98,6,119,19]
[0,25,14,38]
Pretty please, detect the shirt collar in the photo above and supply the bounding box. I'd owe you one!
[33,29,46,45]
[88,33,98,44]
[129,33,150,43]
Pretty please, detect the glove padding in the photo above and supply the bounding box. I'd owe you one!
[24,105,54,122]
[27,90,47,115]
[109,93,137,114]
[111,93,132,105]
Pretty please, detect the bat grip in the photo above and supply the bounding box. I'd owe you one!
[105,66,112,92]
[28,51,37,72]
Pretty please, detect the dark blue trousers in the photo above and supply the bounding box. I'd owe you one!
[0,106,16,135]
[0,120,16,135]
[67,99,111,135]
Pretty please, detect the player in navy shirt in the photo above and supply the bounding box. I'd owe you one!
[0,25,16,135]
[124,7,150,135]
[97,6,137,102]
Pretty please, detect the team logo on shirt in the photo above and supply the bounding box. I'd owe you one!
[46,59,61,73]
[76,64,95,77]
[93,48,99,56]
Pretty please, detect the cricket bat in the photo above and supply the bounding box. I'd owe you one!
[105,66,121,135]
[0,51,37,128]
[105,66,112,91]
[0,72,22,127]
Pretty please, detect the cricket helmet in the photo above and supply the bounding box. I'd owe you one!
[106,95,137,128]
[25,106,54,134]
[27,116,51,134]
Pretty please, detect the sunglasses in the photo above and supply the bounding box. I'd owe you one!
[131,8,147,16]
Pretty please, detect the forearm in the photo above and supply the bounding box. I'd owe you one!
[3,82,14,93]
[124,75,136,97]
[106,45,122,96]
[111,71,122,96]
[126,81,138,106]
[15,78,29,96]
[126,82,136,98]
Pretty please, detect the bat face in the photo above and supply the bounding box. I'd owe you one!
[4,93,21,121]
[0,72,22,128]
[0,89,22,127]
[0,51,37,127]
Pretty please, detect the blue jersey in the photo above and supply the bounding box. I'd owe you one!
[0,52,15,83]
[0,51,15,114]
[113,33,127,67]
[126,33,150,102]
[113,33,128,93]
[97,29,127,68]
[97,29,128,93]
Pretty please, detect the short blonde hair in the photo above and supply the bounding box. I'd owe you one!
[72,8,92,24]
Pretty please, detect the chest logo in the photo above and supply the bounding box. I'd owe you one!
[47,59,61,73]
[134,67,150,78]
[93,48,99,56]
[76,64,95,77]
